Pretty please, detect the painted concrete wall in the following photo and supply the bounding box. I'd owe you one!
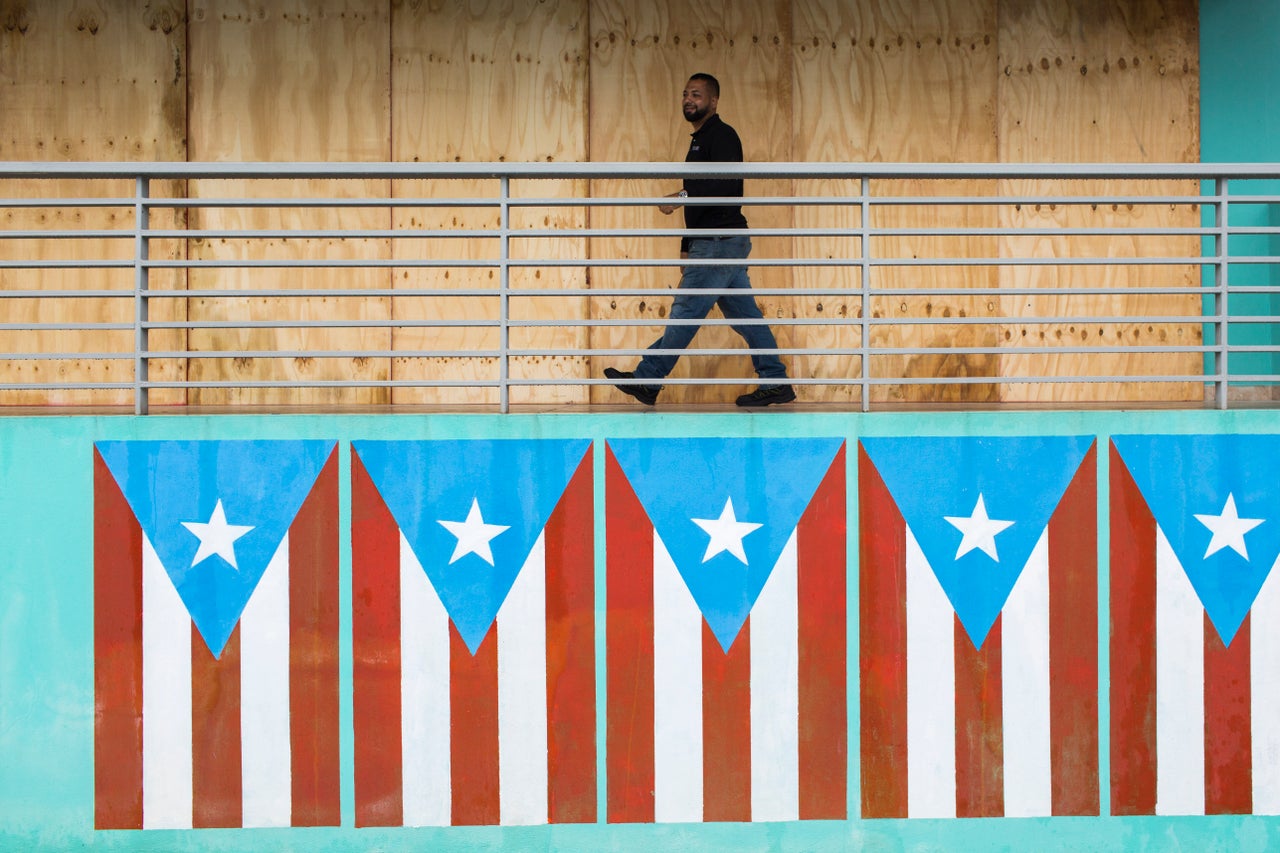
[4,409,1280,851]
[1199,0,1280,378]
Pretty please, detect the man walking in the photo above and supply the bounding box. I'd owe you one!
[604,73,795,408]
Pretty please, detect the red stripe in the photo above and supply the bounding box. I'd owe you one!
[450,623,501,825]
[1109,443,1159,814]
[191,624,243,827]
[1204,612,1253,814]
[288,448,341,826]
[605,445,656,823]
[93,449,145,829]
[544,449,598,823]
[954,616,1004,818]
[702,619,752,822]
[351,449,404,827]
[857,444,909,818]
[1048,443,1100,815]
[797,443,847,819]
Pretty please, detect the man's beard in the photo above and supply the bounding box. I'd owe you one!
[683,105,709,123]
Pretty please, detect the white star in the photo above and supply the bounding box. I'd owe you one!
[1195,493,1264,560]
[944,494,1015,561]
[437,498,510,566]
[181,499,255,570]
[692,497,763,565]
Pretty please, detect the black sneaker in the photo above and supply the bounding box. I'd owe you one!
[604,367,660,406]
[736,384,796,407]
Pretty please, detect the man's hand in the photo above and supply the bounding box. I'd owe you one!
[658,190,685,216]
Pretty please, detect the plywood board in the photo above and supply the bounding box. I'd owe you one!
[793,0,1000,404]
[997,0,1201,402]
[0,1,187,406]
[186,0,392,407]
[867,179,1002,403]
[589,0,793,406]
[0,0,1209,411]
[996,180,1202,402]
[390,0,590,406]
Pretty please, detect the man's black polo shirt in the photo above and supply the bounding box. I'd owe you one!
[681,113,749,252]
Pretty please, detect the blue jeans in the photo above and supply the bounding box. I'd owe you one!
[633,236,789,384]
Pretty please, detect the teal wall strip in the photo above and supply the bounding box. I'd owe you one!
[3,411,1280,851]
[1200,0,1280,378]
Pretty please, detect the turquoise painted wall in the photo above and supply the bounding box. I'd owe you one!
[1200,1,1280,379]
[4,410,1280,852]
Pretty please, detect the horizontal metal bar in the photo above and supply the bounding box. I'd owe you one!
[3,160,1279,180]
[0,323,135,331]
[513,344,1216,357]
[135,350,506,360]
[0,283,1232,300]
[110,255,1228,270]
[0,260,134,270]
[523,315,1215,327]
[1,225,1232,241]
[0,374,1216,394]
[0,311,1231,333]
[2,193,1257,214]
[0,353,136,361]
[0,343,1223,362]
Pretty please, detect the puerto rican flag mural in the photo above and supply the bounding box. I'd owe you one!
[1111,434,1280,815]
[93,440,340,829]
[605,437,847,823]
[351,439,595,827]
[858,437,1099,819]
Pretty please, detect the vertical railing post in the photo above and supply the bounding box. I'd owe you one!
[499,175,511,413]
[859,175,872,412]
[134,174,150,415]
[1214,176,1230,409]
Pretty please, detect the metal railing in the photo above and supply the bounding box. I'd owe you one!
[1,161,1278,413]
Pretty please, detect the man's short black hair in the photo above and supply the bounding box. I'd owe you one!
[687,73,720,98]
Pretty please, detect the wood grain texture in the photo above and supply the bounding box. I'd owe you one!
[0,0,1208,408]
[0,1,187,405]
[391,0,589,405]
[589,0,793,405]
[793,0,1000,403]
[997,0,1201,402]
[996,180,1202,402]
[186,1,392,406]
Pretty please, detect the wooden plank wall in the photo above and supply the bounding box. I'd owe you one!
[186,0,392,407]
[0,1,187,405]
[0,0,1202,407]
[390,0,589,406]
[997,0,1201,402]
[793,0,1003,405]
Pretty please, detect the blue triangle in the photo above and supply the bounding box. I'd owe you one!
[1113,434,1280,645]
[95,440,337,658]
[608,437,844,651]
[861,436,1093,648]
[353,439,590,654]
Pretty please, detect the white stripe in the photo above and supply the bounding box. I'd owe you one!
[1155,527,1205,816]
[653,532,704,823]
[142,535,193,829]
[498,533,549,825]
[239,536,292,827]
[400,533,452,826]
[750,529,800,822]
[1252,553,1280,814]
[905,525,956,819]
[1001,530,1053,817]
